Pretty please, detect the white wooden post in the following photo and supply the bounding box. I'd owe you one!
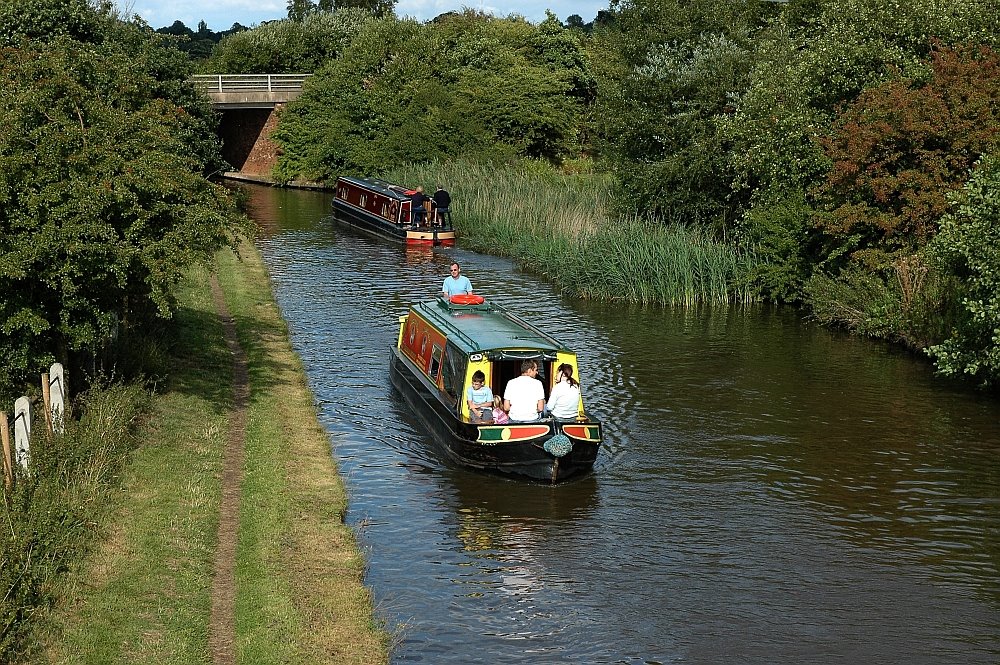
[49,362,66,434]
[13,396,30,470]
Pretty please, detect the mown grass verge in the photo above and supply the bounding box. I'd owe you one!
[214,241,388,663]
[18,242,387,663]
[4,265,227,663]
[383,160,759,305]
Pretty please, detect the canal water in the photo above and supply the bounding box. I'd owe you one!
[246,185,1000,664]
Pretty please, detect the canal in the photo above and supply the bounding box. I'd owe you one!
[246,184,1000,664]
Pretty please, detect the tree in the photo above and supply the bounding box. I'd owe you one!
[595,0,767,222]
[287,0,316,22]
[0,0,104,44]
[159,20,193,37]
[0,1,248,401]
[720,0,1000,302]
[208,10,375,73]
[271,11,590,180]
[926,156,1000,386]
[564,14,586,31]
[814,43,1000,252]
[335,0,396,16]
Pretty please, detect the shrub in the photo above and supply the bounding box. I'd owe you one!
[926,156,1000,386]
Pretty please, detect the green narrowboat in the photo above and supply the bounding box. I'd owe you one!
[389,296,603,483]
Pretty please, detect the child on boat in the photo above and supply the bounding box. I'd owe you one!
[491,396,509,424]
[467,370,494,422]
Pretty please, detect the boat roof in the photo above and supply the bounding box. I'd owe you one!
[410,299,570,356]
[337,176,410,201]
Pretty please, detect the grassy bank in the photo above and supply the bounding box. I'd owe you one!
[383,161,759,305]
[1,383,150,661]
[23,242,387,662]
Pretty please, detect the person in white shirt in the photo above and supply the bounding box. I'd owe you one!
[503,359,545,422]
[546,363,581,420]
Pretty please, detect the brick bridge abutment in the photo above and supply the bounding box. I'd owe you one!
[192,75,310,178]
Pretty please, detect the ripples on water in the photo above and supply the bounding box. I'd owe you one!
[246,185,1000,664]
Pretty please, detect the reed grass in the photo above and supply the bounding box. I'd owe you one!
[383,160,758,305]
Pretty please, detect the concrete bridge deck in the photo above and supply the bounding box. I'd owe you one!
[190,74,311,109]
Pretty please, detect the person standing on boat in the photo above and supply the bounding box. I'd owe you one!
[546,363,581,420]
[466,370,494,422]
[503,359,545,422]
[409,186,429,227]
[441,262,473,299]
[432,185,451,227]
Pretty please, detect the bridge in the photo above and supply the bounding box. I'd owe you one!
[191,74,312,177]
[190,74,311,108]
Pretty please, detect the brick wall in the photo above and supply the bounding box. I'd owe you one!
[218,106,282,175]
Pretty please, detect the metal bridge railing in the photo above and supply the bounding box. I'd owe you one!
[189,74,312,93]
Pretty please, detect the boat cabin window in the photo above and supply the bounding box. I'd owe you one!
[441,343,466,405]
[491,358,551,401]
[430,345,443,380]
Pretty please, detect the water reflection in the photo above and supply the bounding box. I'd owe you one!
[244,183,1000,664]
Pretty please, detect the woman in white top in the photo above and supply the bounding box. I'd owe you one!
[546,363,581,420]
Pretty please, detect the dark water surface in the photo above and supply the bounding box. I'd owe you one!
[246,185,1000,664]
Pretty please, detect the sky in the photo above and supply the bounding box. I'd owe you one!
[115,0,610,32]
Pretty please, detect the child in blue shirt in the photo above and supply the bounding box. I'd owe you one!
[466,370,494,422]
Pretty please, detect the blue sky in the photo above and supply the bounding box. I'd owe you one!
[116,0,609,32]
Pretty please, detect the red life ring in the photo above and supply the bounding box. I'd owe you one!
[450,294,485,305]
[389,200,399,220]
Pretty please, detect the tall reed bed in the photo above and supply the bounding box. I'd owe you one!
[384,161,758,305]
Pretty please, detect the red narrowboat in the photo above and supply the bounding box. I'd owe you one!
[332,176,456,246]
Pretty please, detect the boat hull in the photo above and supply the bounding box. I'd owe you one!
[332,199,456,246]
[389,348,600,483]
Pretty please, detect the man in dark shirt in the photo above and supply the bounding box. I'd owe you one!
[432,185,451,227]
[409,186,429,227]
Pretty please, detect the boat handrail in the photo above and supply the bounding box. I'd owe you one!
[427,298,482,350]
[420,298,566,354]
[488,350,559,361]
[495,308,566,350]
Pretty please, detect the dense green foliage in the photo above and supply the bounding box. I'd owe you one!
[720,0,1000,297]
[0,1,249,402]
[926,157,1000,385]
[1,382,148,659]
[585,0,1000,382]
[156,19,249,60]
[268,10,593,179]
[287,0,395,20]
[204,9,374,73]
[595,0,772,222]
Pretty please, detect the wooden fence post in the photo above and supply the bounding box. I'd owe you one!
[42,372,52,434]
[13,396,31,471]
[1,412,11,490]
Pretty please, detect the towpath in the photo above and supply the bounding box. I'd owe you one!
[208,274,249,665]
